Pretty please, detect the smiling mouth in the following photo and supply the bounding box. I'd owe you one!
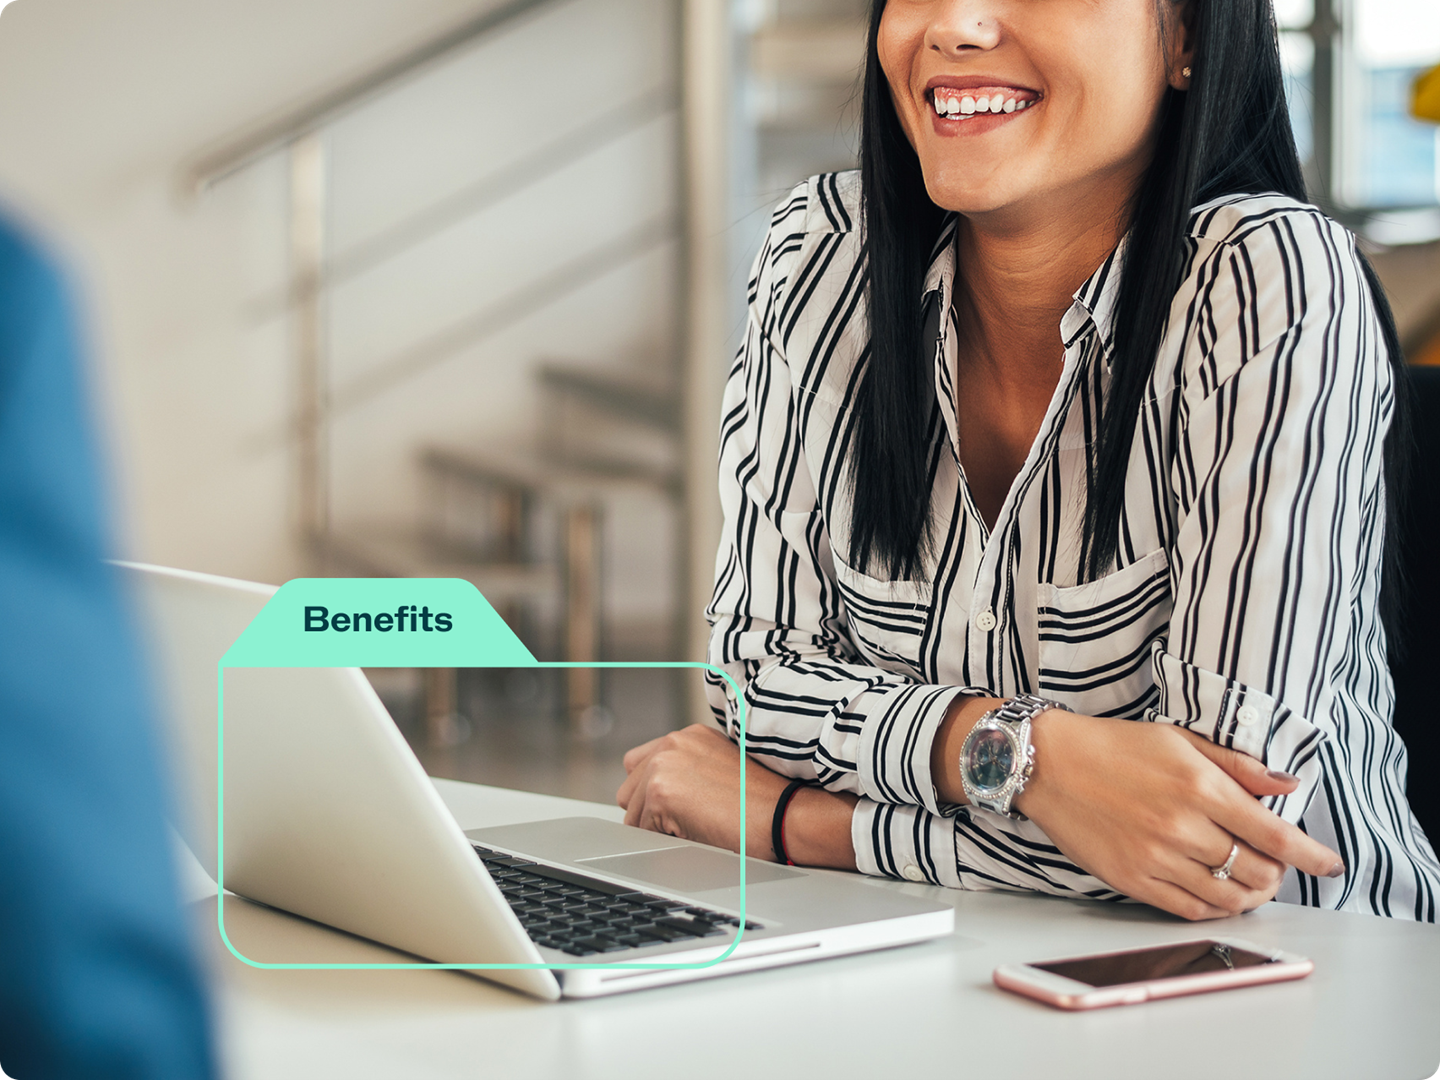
[929,86,1039,119]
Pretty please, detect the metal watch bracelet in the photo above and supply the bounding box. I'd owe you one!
[959,693,1069,818]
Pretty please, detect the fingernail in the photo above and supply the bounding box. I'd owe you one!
[1326,862,1346,878]
[1266,769,1298,782]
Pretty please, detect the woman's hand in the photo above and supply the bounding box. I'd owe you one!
[618,725,789,857]
[617,725,858,867]
[1013,710,1345,921]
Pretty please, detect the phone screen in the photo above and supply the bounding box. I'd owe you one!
[1034,941,1278,988]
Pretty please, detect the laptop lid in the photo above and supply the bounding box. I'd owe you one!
[120,562,560,1000]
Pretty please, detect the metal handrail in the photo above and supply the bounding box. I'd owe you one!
[182,0,577,192]
[241,85,677,322]
[238,212,680,455]
[331,212,680,411]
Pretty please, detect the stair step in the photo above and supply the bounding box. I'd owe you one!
[537,363,679,431]
[422,445,679,495]
[321,530,561,604]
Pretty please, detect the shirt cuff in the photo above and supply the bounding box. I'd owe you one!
[855,683,970,814]
[1147,648,1287,761]
[851,798,962,888]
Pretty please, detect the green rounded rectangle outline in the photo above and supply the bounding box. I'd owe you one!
[215,578,752,972]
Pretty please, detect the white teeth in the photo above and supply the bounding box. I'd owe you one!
[934,90,1036,119]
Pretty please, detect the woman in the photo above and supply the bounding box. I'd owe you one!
[618,0,1440,920]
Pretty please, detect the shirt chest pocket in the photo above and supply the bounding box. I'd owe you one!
[830,553,932,679]
[1035,548,1171,718]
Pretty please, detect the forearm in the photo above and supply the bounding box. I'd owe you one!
[777,786,860,870]
[929,693,1005,805]
[779,691,1020,871]
[766,691,998,870]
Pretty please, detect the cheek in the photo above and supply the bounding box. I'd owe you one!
[876,10,920,145]
[1056,21,1170,152]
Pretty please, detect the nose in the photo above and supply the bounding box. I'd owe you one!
[924,0,1002,57]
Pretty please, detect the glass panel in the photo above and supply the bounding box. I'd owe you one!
[1273,0,1314,31]
[1281,32,1316,170]
[1351,0,1440,207]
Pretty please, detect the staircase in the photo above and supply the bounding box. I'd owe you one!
[322,360,682,742]
[176,0,868,755]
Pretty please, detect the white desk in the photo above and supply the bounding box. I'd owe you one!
[205,779,1440,1080]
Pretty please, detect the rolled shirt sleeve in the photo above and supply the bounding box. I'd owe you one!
[1145,210,1393,827]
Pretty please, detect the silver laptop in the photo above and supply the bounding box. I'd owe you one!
[120,562,953,1000]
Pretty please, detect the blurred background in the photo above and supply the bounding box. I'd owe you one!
[0,0,1434,803]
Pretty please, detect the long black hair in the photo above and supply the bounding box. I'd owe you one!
[848,0,1410,644]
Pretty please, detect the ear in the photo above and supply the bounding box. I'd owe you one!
[1164,0,1196,91]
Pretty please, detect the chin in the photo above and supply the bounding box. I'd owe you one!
[922,178,1017,216]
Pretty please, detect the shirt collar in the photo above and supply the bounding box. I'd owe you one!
[921,216,1127,357]
[1060,237,1126,353]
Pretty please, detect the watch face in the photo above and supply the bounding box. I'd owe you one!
[966,727,1015,794]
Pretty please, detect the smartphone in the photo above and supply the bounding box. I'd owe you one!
[993,937,1314,1010]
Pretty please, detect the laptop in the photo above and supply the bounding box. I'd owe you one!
[120,562,954,1000]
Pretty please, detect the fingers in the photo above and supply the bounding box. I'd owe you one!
[1212,841,1286,895]
[621,767,648,828]
[1177,729,1300,799]
[1167,730,1345,879]
[622,734,670,775]
[1213,791,1345,880]
[1185,839,1284,908]
[1136,878,1235,922]
[616,761,643,810]
[1158,818,1288,915]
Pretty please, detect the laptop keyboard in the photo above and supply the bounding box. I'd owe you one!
[473,845,759,956]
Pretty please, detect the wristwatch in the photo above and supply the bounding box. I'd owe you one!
[959,694,1070,818]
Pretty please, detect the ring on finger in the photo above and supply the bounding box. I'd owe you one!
[1210,841,1240,881]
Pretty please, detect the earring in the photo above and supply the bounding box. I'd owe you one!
[1182,66,1191,78]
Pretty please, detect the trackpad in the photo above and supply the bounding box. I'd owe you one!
[580,846,803,893]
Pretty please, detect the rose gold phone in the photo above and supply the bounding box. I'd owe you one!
[994,938,1314,1010]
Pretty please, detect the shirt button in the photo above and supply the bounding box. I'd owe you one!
[902,864,925,882]
[974,608,997,633]
[1236,704,1261,727]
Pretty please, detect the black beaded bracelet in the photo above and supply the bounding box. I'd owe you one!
[771,778,808,866]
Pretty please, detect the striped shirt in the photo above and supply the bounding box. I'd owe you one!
[704,170,1440,920]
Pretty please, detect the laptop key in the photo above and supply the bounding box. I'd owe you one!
[570,936,628,953]
[656,916,726,937]
[518,864,643,897]
[633,923,695,942]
